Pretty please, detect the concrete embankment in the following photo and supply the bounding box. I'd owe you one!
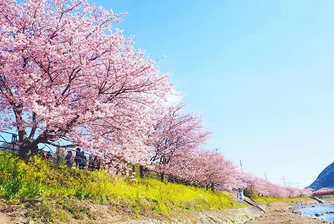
[0,202,265,224]
[118,206,264,224]
[2,199,327,224]
[117,197,267,224]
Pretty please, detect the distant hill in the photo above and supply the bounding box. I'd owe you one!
[309,162,334,191]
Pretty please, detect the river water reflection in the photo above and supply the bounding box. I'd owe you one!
[299,204,334,223]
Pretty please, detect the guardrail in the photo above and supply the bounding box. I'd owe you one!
[0,130,19,152]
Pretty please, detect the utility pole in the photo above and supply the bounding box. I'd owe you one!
[240,160,243,173]
[264,172,267,181]
[283,176,286,187]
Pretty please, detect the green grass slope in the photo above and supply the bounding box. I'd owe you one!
[0,152,242,223]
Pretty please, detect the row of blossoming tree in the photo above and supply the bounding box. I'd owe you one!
[0,0,311,198]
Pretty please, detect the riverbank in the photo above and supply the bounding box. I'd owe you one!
[2,198,321,224]
[0,200,262,224]
[297,202,334,223]
[249,202,327,224]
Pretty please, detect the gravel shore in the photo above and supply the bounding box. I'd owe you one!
[249,202,327,224]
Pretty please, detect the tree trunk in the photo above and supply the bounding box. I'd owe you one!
[18,144,38,162]
[18,146,30,160]
[139,165,144,179]
[160,172,164,182]
[17,130,47,161]
[14,105,44,161]
[211,182,215,191]
[56,154,60,165]
[18,135,40,162]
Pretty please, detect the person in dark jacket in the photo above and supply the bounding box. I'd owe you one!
[79,151,87,170]
[65,151,73,168]
[46,151,52,161]
[74,148,81,168]
[88,154,94,171]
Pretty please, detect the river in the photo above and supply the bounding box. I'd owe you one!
[299,204,334,223]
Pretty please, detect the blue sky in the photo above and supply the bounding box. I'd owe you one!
[92,0,334,188]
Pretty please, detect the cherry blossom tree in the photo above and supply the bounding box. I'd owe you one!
[0,1,315,198]
[148,103,211,180]
[164,149,242,190]
[242,173,311,197]
[0,0,172,161]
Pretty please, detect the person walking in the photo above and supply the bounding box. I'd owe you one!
[74,148,81,168]
[65,151,73,168]
[56,147,63,165]
[46,151,52,161]
[79,151,87,170]
[42,151,47,161]
[88,154,94,170]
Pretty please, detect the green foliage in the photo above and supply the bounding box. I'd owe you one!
[320,195,334,200]
[26,200,57,223]
[0,152,241,222]
[243,189,257,198]
[0,153,44,200]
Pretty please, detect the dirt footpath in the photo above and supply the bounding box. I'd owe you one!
[249,202,326,224]
[0,212,11,224]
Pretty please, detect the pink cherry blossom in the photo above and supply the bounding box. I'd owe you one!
[0,0,172,162]
[0,1,312,196]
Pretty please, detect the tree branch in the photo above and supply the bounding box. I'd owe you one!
[28,112,37,139]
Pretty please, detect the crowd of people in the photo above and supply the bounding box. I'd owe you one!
[39,147,101,171]
[64,148,101,170]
